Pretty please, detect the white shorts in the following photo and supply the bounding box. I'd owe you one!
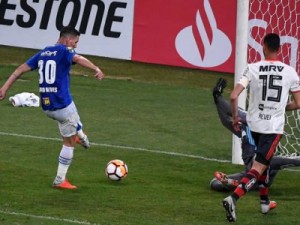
[43,101,83,137]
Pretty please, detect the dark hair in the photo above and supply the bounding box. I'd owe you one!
[60,26,80,38]
[263,33,280,52]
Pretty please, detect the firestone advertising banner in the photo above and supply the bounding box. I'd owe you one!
[0,0,134,59]
[0,0,299,74]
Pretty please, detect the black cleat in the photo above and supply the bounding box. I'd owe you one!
[213,78,227,103]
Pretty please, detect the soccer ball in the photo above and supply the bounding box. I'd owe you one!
[105,159,128,181]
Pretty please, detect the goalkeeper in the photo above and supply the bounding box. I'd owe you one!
[210,78,300,192]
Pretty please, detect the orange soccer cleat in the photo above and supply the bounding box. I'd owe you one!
[53,179,77,190]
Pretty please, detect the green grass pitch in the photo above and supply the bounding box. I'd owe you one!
[0,45,299,225]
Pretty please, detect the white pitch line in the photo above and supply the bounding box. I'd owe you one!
[0,131,230,163]
[0,131,229,224]
[0,131,299,225]
[0,210,99,225]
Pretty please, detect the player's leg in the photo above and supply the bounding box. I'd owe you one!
[66,102,90,149]
[266,169,278,187]
[223,161,263,222]
[210,172,245,192]
[222,133,281,221]
[270,156,300,170]
[44,102,80,189]
[54,136,77,189]
[53,115,78,189]
[231,133,279,200]
[267,156,300,188]
[76,120,90,149]
[211,124,256,191]
[257,167,277,213]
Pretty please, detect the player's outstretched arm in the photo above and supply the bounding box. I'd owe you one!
[72,54,105,80]
[230,83,245,131]
[0,63,31,100]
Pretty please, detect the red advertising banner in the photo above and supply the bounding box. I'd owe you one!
[132,0,237,73]
[1,0,298,74]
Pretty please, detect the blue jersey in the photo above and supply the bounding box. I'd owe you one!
[26,44,76,111]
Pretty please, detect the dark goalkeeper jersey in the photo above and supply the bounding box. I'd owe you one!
[26,44,76,111]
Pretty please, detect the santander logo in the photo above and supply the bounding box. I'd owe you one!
[248,19,299,70]
[175,0,232,67]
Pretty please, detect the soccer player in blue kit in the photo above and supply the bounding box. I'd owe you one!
[0,26,105,189]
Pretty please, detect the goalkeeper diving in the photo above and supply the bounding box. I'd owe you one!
[210,78,300,192]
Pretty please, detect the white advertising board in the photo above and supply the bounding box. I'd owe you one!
[0,0,134,59]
